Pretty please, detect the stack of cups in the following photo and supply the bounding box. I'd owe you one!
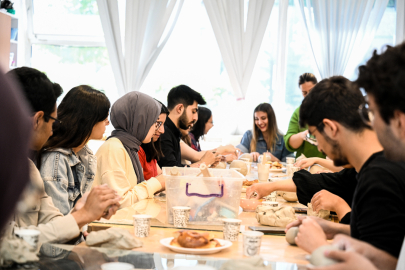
[257,163,270,182]
[264,191,277,202]
[242,231,264,256]
[172,206,191,227]
[222,219,242,242]
[133,214,151,237]
[262,201,279,207]
[286,157,296,177]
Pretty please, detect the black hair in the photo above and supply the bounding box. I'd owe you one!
[299,76,371,133]
[298,73,318,87]
[190,107,212,142]
[7,67,63,119]
[42,85,110,151]
[356,43,405,124]
[142,100,169,163]
[167,84,206,111]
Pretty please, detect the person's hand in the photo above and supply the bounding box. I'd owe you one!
[216,144,239,156]
[316,170,333,174]
[73,192,89,212]
[155,174,166,190]
[199,151,217,166]
[294,157,319,169]
[72,184,120,228]
[225,154,237,163]
[286,216,339,239]
[246,182,274,199]
[311,250,378,270]
[300,130,309,140]
[331,234,372,257]
[251,152,260,162]
[311,190,343,213]
[295,217,328,253]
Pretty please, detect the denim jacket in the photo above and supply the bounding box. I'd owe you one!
[39,145,96,215]
[236,130,294,162]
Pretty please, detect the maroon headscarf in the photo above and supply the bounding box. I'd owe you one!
[0,69,32,231]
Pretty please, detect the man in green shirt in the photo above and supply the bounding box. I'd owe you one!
[283,73,326,159]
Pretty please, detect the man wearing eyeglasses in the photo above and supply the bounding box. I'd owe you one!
[5,67,120,251]
[283,75,405,268]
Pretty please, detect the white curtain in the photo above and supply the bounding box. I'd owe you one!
[97,0,184,96]
[296,0,388,79]
[396,0,405,45]
[203,0,275,100]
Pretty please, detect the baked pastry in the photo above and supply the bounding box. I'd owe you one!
[170,231,221,249]
[242,179,258,187]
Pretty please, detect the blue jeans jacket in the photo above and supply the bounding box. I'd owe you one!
[39,145,96,215]
[236,130,294,162]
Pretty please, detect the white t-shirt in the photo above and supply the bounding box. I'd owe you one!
[396,238,405,270]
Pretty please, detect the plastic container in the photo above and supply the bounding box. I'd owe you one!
[163,167,244,226]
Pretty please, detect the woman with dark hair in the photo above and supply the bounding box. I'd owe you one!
[189,107,213,151]
[138,101,169,180]
[237,103,292,162]
[283,73,326,159]
[93,91,166,208]
[39,85,111,215]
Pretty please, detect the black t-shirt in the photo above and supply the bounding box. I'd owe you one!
[351,151,405,258]
[293,168,358,207]
[157,117,185,168]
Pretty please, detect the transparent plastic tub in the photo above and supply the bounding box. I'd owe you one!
[163,167,244,226]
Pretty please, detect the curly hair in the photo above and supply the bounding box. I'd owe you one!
[300,76,370,133]
[356,43,405,124]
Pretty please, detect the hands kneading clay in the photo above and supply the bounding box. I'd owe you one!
[86,228,143,249]
[309,245,340,266]
[256,206,296,227]
[307,203,330,220]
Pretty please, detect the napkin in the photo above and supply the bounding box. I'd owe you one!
[220,256,273,270]
[86,228,142,249]
[256,206,296,227]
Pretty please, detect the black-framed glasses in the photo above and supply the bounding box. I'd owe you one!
[306,122,324,146]
[358,102,374,125]
[155,121,163,130]
[46,115,62,131]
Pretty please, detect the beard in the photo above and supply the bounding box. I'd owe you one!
[178,111,195,130]
[378,125,405,162]
[323,133,350,167]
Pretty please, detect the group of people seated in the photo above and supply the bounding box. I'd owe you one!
[1,40,405,270]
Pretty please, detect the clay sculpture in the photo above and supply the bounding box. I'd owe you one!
[256,205,296,227]
[285,226,299,245]
[239,153,253,162]
[282,192,298,202]
[229,160,248,176]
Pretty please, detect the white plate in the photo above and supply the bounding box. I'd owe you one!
[160,237,232,255]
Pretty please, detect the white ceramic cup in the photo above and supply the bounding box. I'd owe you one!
[286,157,295,164]
[257,163,270,182]
[14,229,41,249]
[291,166,300,176]
[222,218,242,242]
[172,206,191,228]
[242,231,264,256]
[101,262,134,270]
[132,214,151,237]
